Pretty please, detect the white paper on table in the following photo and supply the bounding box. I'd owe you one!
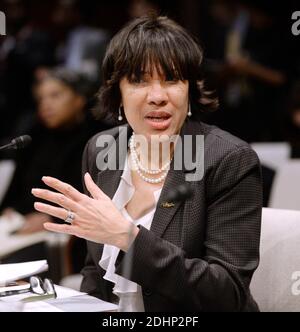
[0,212,49,259]
[0,285,118,312]
[0,299,63,312]
[0,260,48,285]
[22,301,64,312]
[1,295,117,312]
[47,295,118,312]
[54,285,86,298]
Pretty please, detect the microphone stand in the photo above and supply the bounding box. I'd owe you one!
[0,143,14,151]
[118,221,136,312]
[0,136,32,151]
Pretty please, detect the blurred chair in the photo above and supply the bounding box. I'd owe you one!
[0,160,16,204]
[251,142,291,171]
[46,232,71,283]
[58,236,86,290]
[268,160,300,210]
[250,208,300,311]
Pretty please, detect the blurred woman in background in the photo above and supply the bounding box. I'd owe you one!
[0,68,106,269]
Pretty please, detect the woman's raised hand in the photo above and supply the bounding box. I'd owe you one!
[32,173,139,251]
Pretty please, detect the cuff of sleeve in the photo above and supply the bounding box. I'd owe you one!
[115,225,154,287]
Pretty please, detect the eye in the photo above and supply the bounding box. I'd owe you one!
[129,76,146,84]
[166,79,179,84]
[165,75,179,84]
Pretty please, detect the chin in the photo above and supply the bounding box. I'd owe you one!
[43,121,60,129]
[135,124,179,140]
[145,131,177,142]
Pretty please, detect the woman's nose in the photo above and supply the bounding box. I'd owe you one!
[147,81,168,106]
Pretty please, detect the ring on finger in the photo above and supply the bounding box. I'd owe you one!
[64,210,75,224]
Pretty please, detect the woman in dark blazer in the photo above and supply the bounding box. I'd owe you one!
[32,16,262,311]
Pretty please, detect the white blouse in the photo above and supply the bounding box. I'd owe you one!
[99,154,162,312]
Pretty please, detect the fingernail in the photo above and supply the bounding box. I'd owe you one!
[32,188,38,193]
[42,176,52,181]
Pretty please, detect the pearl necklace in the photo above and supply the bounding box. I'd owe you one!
[129,133,171,184]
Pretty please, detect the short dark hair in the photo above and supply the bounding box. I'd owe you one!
[41,67,96,100]
[94,15,218,122]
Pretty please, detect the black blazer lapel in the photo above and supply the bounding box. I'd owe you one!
[96,125,131,199]
[97,169,123,199]
[150,119,202,238]
[150,169,187,238]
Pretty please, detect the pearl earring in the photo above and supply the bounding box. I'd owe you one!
[118,107,123,121]
[187,104,192,117]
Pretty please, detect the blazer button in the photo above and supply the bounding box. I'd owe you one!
[143,288,153,296]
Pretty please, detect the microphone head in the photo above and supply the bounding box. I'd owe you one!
[11,135,32,149]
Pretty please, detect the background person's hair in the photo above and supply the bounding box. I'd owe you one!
[93,15,218,123]
[38,67,97,101]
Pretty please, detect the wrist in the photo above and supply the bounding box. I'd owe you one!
[119,223,140,252]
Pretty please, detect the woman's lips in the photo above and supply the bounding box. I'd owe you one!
[145,112,172,130]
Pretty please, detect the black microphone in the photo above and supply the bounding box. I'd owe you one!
[0,135,32,151]
[164,183,194,202]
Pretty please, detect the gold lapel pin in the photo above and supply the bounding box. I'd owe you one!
[161,202,175,208]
